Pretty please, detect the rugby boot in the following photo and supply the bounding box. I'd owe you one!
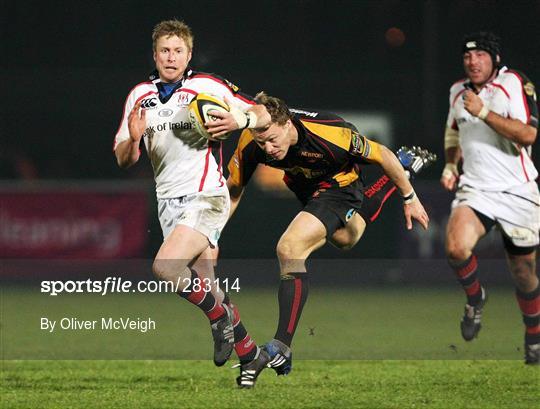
[234,348,271,388]
[263,339,293,376]
[211,303,235,366]
[461,287,487,341]
[396,146,437,178]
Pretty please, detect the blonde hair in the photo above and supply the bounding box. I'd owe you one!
[254,92,292,126]
[152,19,194,51]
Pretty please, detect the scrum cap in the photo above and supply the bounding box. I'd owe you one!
[462,31,501,66]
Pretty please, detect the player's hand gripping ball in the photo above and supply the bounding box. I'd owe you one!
[188,93,230,140]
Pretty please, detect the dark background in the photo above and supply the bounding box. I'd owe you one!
[1,1,539,261]
[2,0,539,180]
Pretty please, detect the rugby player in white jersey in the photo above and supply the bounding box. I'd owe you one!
[441,31,539,364]
[113,19,271,384]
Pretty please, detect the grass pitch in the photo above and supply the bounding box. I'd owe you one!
[1,286,539,408]
[2,360,538,408]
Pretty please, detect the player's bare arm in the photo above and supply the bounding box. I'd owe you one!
[226,177,245,219]
[441,133,461,191]
[206,104,272,138]
[378,145,429,230]
[463,90,537,145]
[115,101,145,168]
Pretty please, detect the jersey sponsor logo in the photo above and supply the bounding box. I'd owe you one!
[364,175,390,198]
[299,151,323,159]
[524,82,536,100]
[290,109,318,118]
[345,208,356,222]
[140,98,158,109]
[144,121,193,134]
[158,109,174,117]
[143,126,155,140]
[169,121,193,130]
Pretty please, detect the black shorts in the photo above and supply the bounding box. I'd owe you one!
[302,180,364,237]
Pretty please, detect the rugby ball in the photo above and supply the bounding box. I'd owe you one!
[188,93,230,140]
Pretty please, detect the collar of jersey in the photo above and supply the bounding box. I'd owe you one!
[463,65,508,92]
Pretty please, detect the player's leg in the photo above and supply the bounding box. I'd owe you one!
[198,247,267,379]
[261,211,327,375]
[329,212,367,250]
[494,183,539,364]
[274,211,326,343]
[446,205,490,341]
[153,192,235,366]
[192,246,223,302]
[505,246,539,365]
[154,225,225,321]
[153,225,235,365]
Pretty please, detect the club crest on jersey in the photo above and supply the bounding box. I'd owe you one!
[177,92,192,107]
[140,98,158,109]
[351,132,369,157]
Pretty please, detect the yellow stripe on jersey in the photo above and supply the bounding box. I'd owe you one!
[333,169,359,187]
[301,120,352,151]
[365,140,383,164]
[228,130,255,187]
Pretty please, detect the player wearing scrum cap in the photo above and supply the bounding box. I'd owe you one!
[113,19,271,385]
[441,31,539,364]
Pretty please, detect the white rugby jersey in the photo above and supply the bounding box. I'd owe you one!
[114,69,254,198]
[446,66,538,191]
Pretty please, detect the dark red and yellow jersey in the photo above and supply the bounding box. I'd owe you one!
[227,108,384,202]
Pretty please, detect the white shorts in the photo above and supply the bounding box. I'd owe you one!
[158,187,230,247]
[452,181,540,247]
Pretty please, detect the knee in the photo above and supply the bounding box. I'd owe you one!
[276,238,302,261]
[331,230,360,251]
[331,236,356,251]
[152,259,179,282]
[152,260,167,281]
[276,239,293,261]
[508,256,537,288]
[445,238,471,262]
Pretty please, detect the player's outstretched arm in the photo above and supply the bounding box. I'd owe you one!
[378,145,429,230]
[206,104,272,139]
[403,198,429,230]
[115,101,145,168]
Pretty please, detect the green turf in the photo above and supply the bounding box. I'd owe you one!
[1,286,539,408]
[1,360,538,408]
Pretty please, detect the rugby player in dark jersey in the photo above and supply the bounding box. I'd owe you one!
[206,92,432,381]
